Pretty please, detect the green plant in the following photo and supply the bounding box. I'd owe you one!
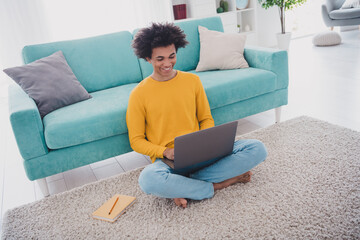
[258,0,307,34]
[220,0,229,12]
[217,0,229,13]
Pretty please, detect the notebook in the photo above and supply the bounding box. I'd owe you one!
[92,194,136,223]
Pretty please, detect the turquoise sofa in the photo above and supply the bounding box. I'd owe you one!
[8,17,288,195]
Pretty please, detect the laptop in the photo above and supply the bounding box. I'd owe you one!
[161,121,238,173]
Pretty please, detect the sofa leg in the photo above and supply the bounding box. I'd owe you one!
[36,178,50,197]
[275,107,282,123]
[330,26,334,31]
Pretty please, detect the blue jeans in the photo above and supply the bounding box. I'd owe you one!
[138,139,267,200]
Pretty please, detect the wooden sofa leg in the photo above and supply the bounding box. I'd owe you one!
[275,107,282,123]
[36,178,50,197]
[330,26,334,31]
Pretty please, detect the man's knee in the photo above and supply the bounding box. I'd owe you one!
[138,164,169,195]
[138,166,155,194]
[236,139,267,163]
[251,139,268,163]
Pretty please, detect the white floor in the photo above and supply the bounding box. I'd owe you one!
[1,29,359,234]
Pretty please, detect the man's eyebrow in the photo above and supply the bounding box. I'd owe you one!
[156,53,176,59]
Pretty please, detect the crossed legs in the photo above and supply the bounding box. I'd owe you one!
[138,139,267,208]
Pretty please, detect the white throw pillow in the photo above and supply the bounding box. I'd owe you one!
[195,26,249,72]
[341,0,360,9]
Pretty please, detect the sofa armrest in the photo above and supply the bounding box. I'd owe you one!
[8,84,48,160]
[244,46,289,90]
[322,4,333,27]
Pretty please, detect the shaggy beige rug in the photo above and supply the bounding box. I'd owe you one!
[2,116,360,239]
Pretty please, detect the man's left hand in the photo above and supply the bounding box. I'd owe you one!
[163,148,174,160]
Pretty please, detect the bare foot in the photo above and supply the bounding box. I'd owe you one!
[173,172,252,208]
[214,171,253,191]
[174,198,187,208]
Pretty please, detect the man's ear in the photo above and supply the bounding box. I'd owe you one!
[146,57,151,64]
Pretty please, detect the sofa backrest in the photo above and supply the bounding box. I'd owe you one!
[137,16,224,79]
[22,31,143,93]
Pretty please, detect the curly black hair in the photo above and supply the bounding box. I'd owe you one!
[132,22,189,60]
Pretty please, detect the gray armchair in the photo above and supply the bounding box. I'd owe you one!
[322,0,360,30]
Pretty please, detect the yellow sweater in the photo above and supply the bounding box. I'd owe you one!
[126,71,214,162]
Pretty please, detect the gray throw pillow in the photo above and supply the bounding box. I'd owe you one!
[3,51,91,118]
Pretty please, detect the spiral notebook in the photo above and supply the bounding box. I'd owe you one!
[92,194,136,223]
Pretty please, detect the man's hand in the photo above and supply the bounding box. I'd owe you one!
[163,148,174,160]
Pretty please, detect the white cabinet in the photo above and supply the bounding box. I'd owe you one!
[170,0,258,45]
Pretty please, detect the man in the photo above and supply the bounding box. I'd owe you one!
[127,22,267,208]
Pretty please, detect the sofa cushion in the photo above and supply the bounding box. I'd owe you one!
[22,31,142,93]
[341,0,360,9]
[43,83,138,149]
[189,68,277,109]
[329,8,360,19]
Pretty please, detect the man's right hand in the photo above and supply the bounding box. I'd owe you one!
[163,148,174,160]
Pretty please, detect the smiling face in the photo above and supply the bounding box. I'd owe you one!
[146,44,177,82]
